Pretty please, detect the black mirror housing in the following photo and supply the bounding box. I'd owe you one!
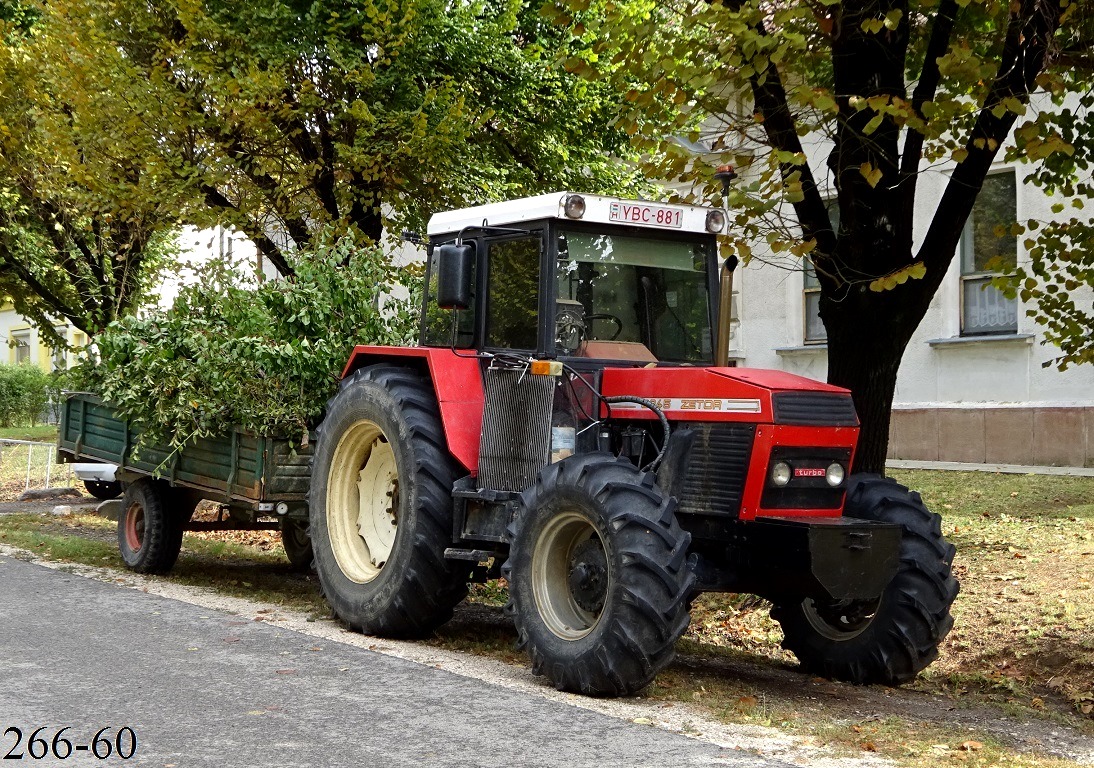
[437,243,475,310]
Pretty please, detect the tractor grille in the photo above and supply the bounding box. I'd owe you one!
[660,423,755,517]
[478,367,555,492]
[772,392,859,427]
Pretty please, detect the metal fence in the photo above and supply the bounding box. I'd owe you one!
[0,439,75,500]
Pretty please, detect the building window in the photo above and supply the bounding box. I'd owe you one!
[961,171,1018,335]
[803,256,826,343]
[11,331,31,364]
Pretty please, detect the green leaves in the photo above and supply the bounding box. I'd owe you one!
[8,0,641,279]
[79,233,421,449]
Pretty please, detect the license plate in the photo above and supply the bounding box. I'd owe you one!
[609,202,684,229]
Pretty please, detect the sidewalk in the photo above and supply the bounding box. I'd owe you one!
[888,459,1094,477]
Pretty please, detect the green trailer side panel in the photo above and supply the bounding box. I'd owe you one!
[267,439,313,496]
[58,394,311,504]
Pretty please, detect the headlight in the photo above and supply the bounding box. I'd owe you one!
[705,209,726,233]
[771,461,792,486]
[564,194,586,219]
[825,462,845,487]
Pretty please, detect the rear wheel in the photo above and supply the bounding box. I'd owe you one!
[309,366,468,637]
[771,474,959,685]
[280,519,313,571]
[504,453,693,696]
[118,477,185,574]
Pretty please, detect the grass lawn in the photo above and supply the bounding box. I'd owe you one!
[2,468,1092,767]
[0,425,59,442]
[0,426,75,500]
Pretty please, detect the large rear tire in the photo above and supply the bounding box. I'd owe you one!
[309,366,468,637]
[504,453,693,696]
[771,473,959,685]
[118,477,185,574]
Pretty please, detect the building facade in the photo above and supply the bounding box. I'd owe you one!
[726,158,1094,468]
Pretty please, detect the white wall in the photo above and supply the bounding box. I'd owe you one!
[157,225,267,310]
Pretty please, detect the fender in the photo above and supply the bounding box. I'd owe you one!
[342,346,484,473]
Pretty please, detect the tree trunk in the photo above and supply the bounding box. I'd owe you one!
[826,320,909,474]
[822,266,931,474]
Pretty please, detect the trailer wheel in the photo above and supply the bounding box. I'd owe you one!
[118,477,185,574]
[504,453,693,696]
[310,366,468,637]
[771,474,959,685]
[280,519,314,571]
[84,479,123,501]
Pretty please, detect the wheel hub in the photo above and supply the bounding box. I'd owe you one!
[531,510,611,641]
[355,437,399,568]
[327,420,400,584]
[568,539,607,614]
[125,503,145,552]
[802,597,880,641]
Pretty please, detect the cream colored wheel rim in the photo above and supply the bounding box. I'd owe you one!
[326,419,400,584]
[531,511,609,640]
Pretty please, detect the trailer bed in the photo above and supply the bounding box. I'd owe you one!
[57,394,311,510]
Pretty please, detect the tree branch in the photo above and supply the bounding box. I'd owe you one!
[200,184,296,277]
[900,0,960,249]
[917,0,1062,290]
[745,24,833,258]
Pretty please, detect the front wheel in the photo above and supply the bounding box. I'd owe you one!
[771,474,959,685]
[85,479,123,500]
[504,453,693,696]
[118,477,185,574]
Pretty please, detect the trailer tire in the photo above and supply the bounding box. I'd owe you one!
[504,453,693,696]
[280,519,314,571]
[310,365,468,637]
[118,477,185,574]
[84,479,123,501]
[771,473,959,686]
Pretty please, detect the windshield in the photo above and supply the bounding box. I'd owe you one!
[556,230,713,363]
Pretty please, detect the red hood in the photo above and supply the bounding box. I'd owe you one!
[599,366,852,423]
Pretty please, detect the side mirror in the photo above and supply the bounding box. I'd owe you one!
[436,243,475,310]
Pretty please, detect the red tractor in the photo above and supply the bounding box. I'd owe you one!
[309,192,958,696]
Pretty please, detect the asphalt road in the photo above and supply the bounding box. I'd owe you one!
[0,556,789,768]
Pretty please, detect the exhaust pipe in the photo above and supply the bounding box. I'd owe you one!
[714,255,739,368]
[712,164,739,368]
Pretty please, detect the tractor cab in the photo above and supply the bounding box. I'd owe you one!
[420,193,724,366]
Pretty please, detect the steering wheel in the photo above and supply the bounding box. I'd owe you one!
[555,302,586,355]
[584,313,623,340]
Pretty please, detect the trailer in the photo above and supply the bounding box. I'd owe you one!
[57,393,314,573]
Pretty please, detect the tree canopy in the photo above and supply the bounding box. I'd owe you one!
[0,5,181,342]
[27,0,642,277]
[556,0,1093,469]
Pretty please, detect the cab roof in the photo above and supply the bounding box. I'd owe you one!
[426,192,721,238]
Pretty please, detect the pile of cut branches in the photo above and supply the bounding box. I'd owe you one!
[79,236,421,449]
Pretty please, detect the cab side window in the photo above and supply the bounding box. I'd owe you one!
[486,237,541,350]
